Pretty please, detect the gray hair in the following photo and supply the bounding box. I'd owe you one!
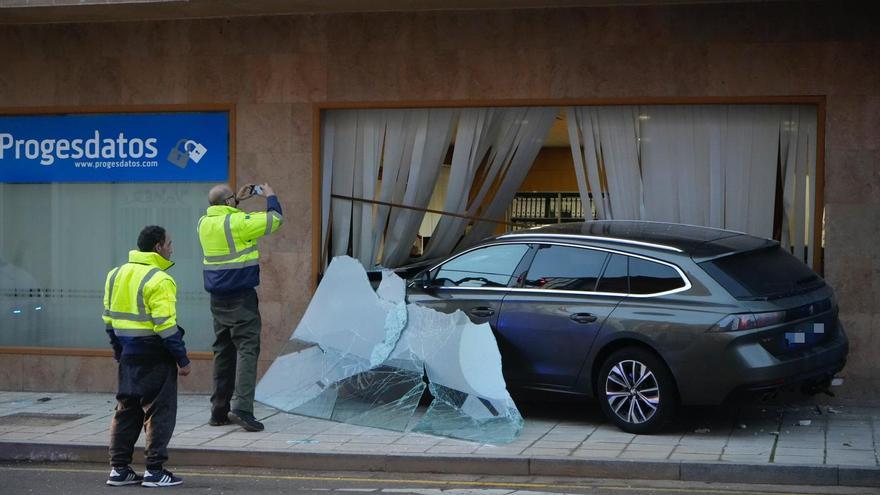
[208,184,233,206]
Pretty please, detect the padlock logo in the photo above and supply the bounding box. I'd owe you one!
[166,139,208,168]
[185,140,208,163]
[166,139,190,168]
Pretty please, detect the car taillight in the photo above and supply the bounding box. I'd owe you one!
[709,311,785,332]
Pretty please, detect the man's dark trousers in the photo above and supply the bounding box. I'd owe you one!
[109,358,178,470]
[210,288,261,418]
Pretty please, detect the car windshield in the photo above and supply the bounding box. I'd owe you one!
[699,246,825,300]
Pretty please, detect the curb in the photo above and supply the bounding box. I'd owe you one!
[1,442,878,488]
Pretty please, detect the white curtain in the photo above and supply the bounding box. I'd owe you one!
[638,106,719,226]
[370,110,417,266]
[326,110,357,259]
[352,111,387,264]
[719,106,783,237]
[568,104,818,263]
[320,114,335,265]
[422,108,501,258]
[460,107,559,247]
[779,105,818,264]
[567,107,643,220]
[380,109,456,267]
[323,107,556,267]
[638,105,782,238]
[322,108,456,268]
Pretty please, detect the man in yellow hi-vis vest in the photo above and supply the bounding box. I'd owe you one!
[198,183,282,432]
[103,225,190,488]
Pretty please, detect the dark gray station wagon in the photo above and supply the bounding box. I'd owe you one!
[408,221,849,433]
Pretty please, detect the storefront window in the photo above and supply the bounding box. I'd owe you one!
[0,109,230,351]
[0,182,215,349]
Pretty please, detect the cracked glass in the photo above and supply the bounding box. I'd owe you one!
[255,256,523,443]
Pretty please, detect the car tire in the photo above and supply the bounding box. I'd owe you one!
[597,347,677,434]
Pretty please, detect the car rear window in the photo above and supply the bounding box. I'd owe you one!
[699,246,825,299]
[629,257,686,295]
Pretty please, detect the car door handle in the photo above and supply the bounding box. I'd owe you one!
[570,313,598,324]
[469,307,495,318]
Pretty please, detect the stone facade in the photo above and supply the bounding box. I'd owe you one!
[0,2,877,394]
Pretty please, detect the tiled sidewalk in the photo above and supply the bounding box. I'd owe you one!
[0,391,877,468]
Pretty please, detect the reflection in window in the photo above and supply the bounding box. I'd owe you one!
[434,244,529,288]
[523,245,607,292]
[596,254,628,293]
[629,258,685,294]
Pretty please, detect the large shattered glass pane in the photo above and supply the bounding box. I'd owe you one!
[293,256,407,361]
[256,257,424,431]
[256,256,523,444]
[329,362,426,430]
[414,383,522,443]
[397,304,523,443]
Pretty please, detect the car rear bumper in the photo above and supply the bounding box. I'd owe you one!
[675,321,849,405]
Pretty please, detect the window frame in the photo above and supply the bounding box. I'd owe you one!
[313,96,827,292]
[432,241,692,298]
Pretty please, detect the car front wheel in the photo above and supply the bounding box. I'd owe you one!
[598,347,677,434]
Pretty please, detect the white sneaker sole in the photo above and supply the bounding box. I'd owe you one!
[142,480,183,487]
[106,480,142,486]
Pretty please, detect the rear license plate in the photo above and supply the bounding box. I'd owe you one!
[785,322,826,348]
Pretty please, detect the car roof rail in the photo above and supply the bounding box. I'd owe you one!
[497,233,684,253]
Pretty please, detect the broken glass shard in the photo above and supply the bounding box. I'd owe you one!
[255,255,523,444]
[396,304,523,443]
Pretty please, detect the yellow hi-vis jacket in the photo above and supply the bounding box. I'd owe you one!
[103,250,178,338]
[197,205,283,294]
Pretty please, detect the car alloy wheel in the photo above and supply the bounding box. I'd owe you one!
[598,347,677,434]
[605,359,660,425]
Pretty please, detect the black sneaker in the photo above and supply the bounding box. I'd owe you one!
[106,465,143,486]
[141,468,182,487]
[228,410,264,432]
[208,415,229,426]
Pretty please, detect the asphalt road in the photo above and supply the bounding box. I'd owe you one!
[2,462,876,495]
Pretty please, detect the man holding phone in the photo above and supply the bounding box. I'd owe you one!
[198,182,283,431]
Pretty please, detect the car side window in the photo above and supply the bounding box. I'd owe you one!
[522,245,608,291]
[433,244,529,288]
[596,253,629,293]
[629,257,686,294]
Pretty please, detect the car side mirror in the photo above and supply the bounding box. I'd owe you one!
[418,270,433,290]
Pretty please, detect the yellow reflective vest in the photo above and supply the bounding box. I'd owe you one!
[197,205,283,293]
[102,250,178,338]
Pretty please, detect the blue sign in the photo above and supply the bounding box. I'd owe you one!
[0,111,229,183]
